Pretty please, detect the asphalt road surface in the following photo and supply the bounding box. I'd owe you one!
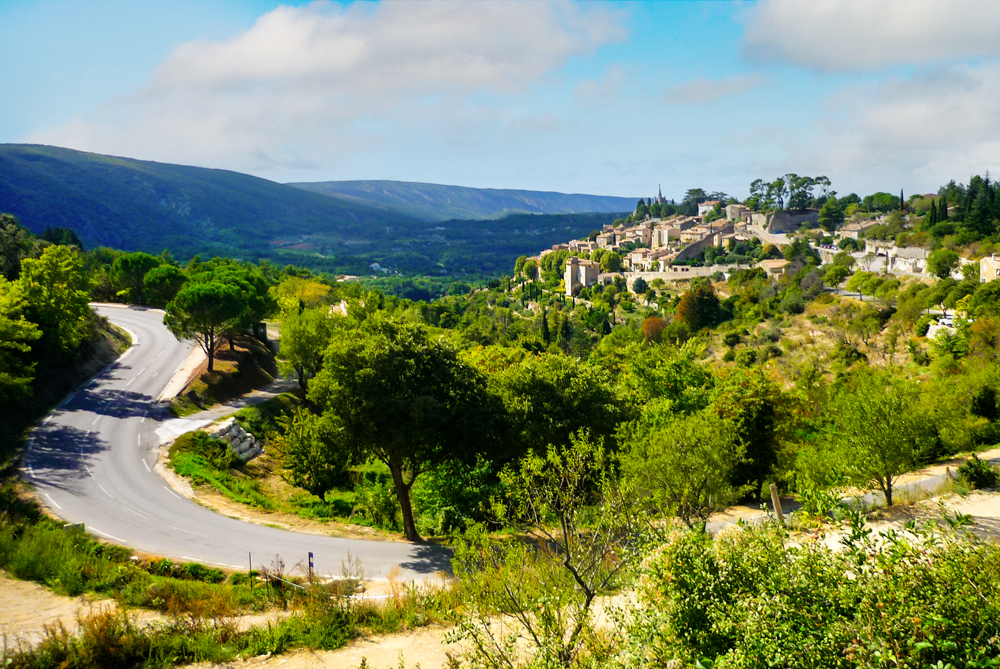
[23,305,451,580]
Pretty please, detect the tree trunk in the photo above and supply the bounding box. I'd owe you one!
[884,480,894,507]
[387,458,420,542]
[207,346,215,372]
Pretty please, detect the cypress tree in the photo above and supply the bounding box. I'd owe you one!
[929,201,938,226]
[940,195,948,221]
[900,189,905,211]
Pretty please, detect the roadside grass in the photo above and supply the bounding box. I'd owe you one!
[3,570,459,669]
[167,425,403,537]
[0,483,278,613]
[170,336,278,417]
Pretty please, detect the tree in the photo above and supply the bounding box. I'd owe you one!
[0,214,32,281]
[711,366,785,502]
[674,278,721,331]
[143,264,187,307]
[641,316,666,343]
[15,245,91,353]
[825,367,931,506]
[824,264,850,289]
[846,271,873,300]
[818,197,844,232]
[489,353,628,462]
[164,281,243,372]
[451,431,639,668]
[275,408,349,495]
[927,248,960,280]
[309,316,500,541]
[110,252,161,303]
[600,251,622,272]
[621,406,742,529]
[0,278,41,404]
[191,265,276,348]
[632,276,648,295]
[279,306,339,390]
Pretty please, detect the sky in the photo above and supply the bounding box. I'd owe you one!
[2,0,1000,200]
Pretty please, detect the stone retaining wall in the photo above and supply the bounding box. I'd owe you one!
[205,417,263,462]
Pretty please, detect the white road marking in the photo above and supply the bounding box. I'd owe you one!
[152,372,159,378]
[157,351,164,358]
[44,416,52,423]
[98,484,114,499]
[137,435,141,446]
[91,527,126,543]
[162,486,181,499]
[91,416,101,426]
[143,459,151,472]
[84,465,95,478]
[44,493,62,510]
[26,465,35,479]
[169,524,207,537]
[61,393,76,407]
[124,507,149,520]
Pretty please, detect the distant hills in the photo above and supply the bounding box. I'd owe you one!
[289,180,637,222]
[0,144,628,276]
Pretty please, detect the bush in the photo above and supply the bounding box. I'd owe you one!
[915,314,934,337]
[620,520,1000,668]
[734,349,757,367]
[722,348,735,362]
[722,332,741,347]
[352,474,400,531]
[958,454,999,489]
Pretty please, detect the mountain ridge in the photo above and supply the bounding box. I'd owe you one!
[288,179,636,222]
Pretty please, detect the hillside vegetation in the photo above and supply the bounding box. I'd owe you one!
[290,179,635,222]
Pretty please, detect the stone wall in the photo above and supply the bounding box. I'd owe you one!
[206,417,263,462]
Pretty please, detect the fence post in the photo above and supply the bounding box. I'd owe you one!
[770,483,785,528]
[308,552,314,581]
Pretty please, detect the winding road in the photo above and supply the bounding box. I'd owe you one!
[23,305,450,580]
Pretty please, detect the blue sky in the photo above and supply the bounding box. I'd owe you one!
[3,1,1000,200]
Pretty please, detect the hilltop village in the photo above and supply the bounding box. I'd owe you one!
[523,182,1000,299]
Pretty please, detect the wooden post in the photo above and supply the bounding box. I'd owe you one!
[769,483,785,528]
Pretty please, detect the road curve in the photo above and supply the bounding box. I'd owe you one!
[23,305,451,580]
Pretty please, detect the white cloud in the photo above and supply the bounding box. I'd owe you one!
[573,65,626,105]
[744,0,1000,72]
[789,63,1000,192]
[31,0,625,174]
[662,74,764,105]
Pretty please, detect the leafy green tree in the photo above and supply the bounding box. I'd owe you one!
[825,367,932,506]
[309,316,500,541]
[15,245,92,353]
[824,264,850,289]
[817,197,844,232]
[0,278,41,403]
[927,248,961,280]
[600,251,622,272]
[279,306,339,390]
[622,405,742,529]
[275,408,349,496]
[845,271,873,299]
[143,264,187,307]
[489,353,629,461]
[110,252,161,303]
[164,281,243,372]
[711,365,785,501]
[191,265,275,348]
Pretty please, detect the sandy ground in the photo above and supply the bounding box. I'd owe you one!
[0,575,119,647]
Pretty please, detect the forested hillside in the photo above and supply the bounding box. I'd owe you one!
[0,145,622,277]
[289,179,635,222]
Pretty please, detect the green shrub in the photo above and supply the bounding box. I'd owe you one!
[620,520,1000,668]
[352,474,400,531]
[915,314,934,337]
[958,453,999,489]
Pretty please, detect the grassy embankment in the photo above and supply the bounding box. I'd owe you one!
[166,392,405,538]
[169,335,279,417]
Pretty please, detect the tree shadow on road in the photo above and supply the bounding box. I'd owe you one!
[400,543,454,576]
[24,423,106,494]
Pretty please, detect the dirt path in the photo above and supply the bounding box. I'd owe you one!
[0,574,119,647]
